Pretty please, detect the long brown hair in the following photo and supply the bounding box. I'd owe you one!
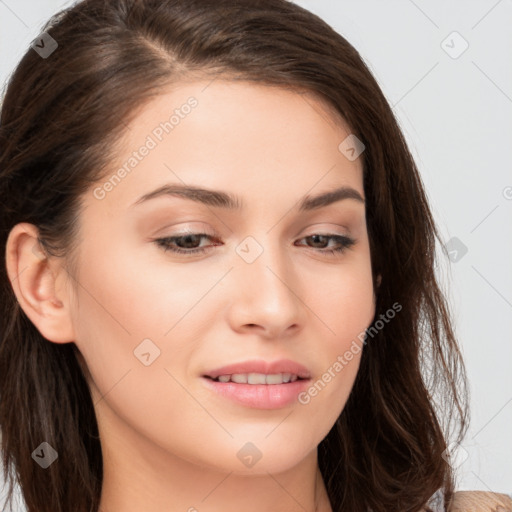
[0,1,468,511]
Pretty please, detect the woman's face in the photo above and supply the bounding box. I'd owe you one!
[69,79,375,474]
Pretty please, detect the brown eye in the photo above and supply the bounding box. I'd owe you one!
[154,233,355,257]
[155,233,218,255]
[296,234,355,255]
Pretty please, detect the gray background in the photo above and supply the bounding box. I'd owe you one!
[1,0,511,509]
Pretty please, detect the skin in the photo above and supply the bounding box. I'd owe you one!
[6,79,377,512]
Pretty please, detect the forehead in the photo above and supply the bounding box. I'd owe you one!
[85,79,363,216]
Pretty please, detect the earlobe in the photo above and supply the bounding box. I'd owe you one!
[5,222,75,344]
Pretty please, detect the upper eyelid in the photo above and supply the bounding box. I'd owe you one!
[158,221,354,235]
[159,230,351,239]
[144,207,363,239]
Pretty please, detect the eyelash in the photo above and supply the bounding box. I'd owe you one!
[154,232,355,256]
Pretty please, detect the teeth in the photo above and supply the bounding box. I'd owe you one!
[248,372,267,384]
[265,373,283,385]
[214,372,301,384]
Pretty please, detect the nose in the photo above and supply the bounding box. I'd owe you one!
[225,238,307,339]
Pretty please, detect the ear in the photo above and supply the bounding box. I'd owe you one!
[5,222,75,343]
[376,274,382,287]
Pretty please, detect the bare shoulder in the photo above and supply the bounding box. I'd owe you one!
[447,491,512,511]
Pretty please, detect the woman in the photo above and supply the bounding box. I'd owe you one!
[0,1,509,511]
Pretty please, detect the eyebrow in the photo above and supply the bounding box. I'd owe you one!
[131,183,365,211]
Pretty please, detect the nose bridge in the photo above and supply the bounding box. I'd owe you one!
[231,232,303,328]
[236,233,290,290]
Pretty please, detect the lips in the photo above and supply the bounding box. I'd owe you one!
[201,358,312,409]
[202,358,312,381]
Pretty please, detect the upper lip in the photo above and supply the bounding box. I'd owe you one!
[203,359,312,380]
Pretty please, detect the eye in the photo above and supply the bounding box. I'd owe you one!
[154,232,218,255]
[153,232,356,256]
[295,234,355,255]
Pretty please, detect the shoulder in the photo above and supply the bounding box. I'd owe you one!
[447,491,512,512]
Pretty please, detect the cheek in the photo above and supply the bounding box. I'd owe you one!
[69,249,207,447]
[311,256,376,344]
[69,240,229,405]
[73,242,212,341]
[301,257,374,413]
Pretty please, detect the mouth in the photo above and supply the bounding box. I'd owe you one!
[200,359,312,409]
[201,373,311,409]
[202,358,312,381]
[203,373,309,385]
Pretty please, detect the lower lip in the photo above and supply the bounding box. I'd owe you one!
[201,377,310,409]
